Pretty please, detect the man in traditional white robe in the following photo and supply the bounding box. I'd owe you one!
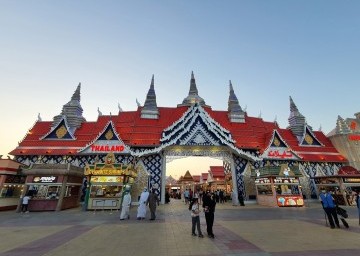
[120,191,131,220]
[137,188,149,220]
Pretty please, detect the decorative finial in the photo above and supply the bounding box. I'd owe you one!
[258,111,262,118]
[97,107,102,116]
[151,74,154,88]
[136,98,141,107]
[319,124,322,131]
[37,113,42,121]
[118,103,123,112]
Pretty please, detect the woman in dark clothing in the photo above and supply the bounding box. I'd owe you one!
[202,191,216,238]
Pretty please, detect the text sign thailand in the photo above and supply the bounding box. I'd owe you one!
[91,145,125,152]
[80,141,130,154]
[32,176,58,183]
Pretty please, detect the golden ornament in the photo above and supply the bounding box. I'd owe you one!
[56,125,67,139]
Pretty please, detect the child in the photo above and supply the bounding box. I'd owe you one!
[190,197,204,238]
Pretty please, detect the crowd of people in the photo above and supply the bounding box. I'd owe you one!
[118,187,360,237]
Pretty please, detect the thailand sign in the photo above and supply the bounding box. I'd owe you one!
[79,140,130,154]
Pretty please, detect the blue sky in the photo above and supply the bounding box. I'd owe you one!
[1,1,359,175]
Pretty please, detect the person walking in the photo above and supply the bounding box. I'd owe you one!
[319,189,340,229]
[120,190,131,220]
[202,191,216,238]
[21,194,31,213]
[137,187,149,220]
[189,197,204,238]
[147,188,160,220]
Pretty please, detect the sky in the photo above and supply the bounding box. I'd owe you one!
[1,1,359,177]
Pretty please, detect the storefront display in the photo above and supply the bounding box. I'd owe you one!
[84,152,138,210]
[252,165,304,207]
[313,166,360,206]
[20,164,84,211]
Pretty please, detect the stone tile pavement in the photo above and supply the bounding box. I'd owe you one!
[0,199,359,256]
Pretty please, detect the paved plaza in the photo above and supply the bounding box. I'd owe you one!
[0,199,359,256]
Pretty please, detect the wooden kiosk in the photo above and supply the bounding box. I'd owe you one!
[313,166,360,206]
[20,163,84,211]
[84,152,138,210]
[252,164,304,207]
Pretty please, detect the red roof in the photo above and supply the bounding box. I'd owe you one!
[209,166,225,178]
[192,175,200,182]
[10,105,346,164]
[201,173,208,181]
[338,166,360,175]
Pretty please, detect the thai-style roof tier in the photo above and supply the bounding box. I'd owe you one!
[10,104,345,162]
[10,76,346,164]
[166,175,178,186]
[181,170,194,182]
[209,166,225,179]
[200,173,208,183]
[192,175,200,183]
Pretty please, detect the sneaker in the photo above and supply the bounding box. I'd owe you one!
[198,234,204,238]
[192,233,197,236]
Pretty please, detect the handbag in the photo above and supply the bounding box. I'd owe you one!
[336,206,348,218]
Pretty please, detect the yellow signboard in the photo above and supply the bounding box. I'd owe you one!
[90,176,124,183]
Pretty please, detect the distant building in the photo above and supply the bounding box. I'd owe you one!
[328,112,360,170]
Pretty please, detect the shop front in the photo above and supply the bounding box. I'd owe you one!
[19,164,84,211]
[313,166,360,206]
[0,159,25,211]
[84,152,138,210]
[252,165,304,207]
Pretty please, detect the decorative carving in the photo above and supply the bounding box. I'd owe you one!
[304,134,313,145]
[273,137,280,147]
[56,125,67,138]
[105,129,114,140]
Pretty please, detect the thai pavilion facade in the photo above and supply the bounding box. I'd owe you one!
[10,72,347,204]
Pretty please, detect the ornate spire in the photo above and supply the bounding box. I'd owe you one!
[227,80,245,123]
[71,83,81,101]
[52,83,86,131]
[335,115,350,134]
[37,113,42,121]
[189,71,198,95]
[288,96,306,138]
[141,75,159,119]
[179,71,206,106]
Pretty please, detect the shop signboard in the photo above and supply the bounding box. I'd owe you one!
[32,176,58,183]
[343,178,360,183]
[277,195,304,207]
